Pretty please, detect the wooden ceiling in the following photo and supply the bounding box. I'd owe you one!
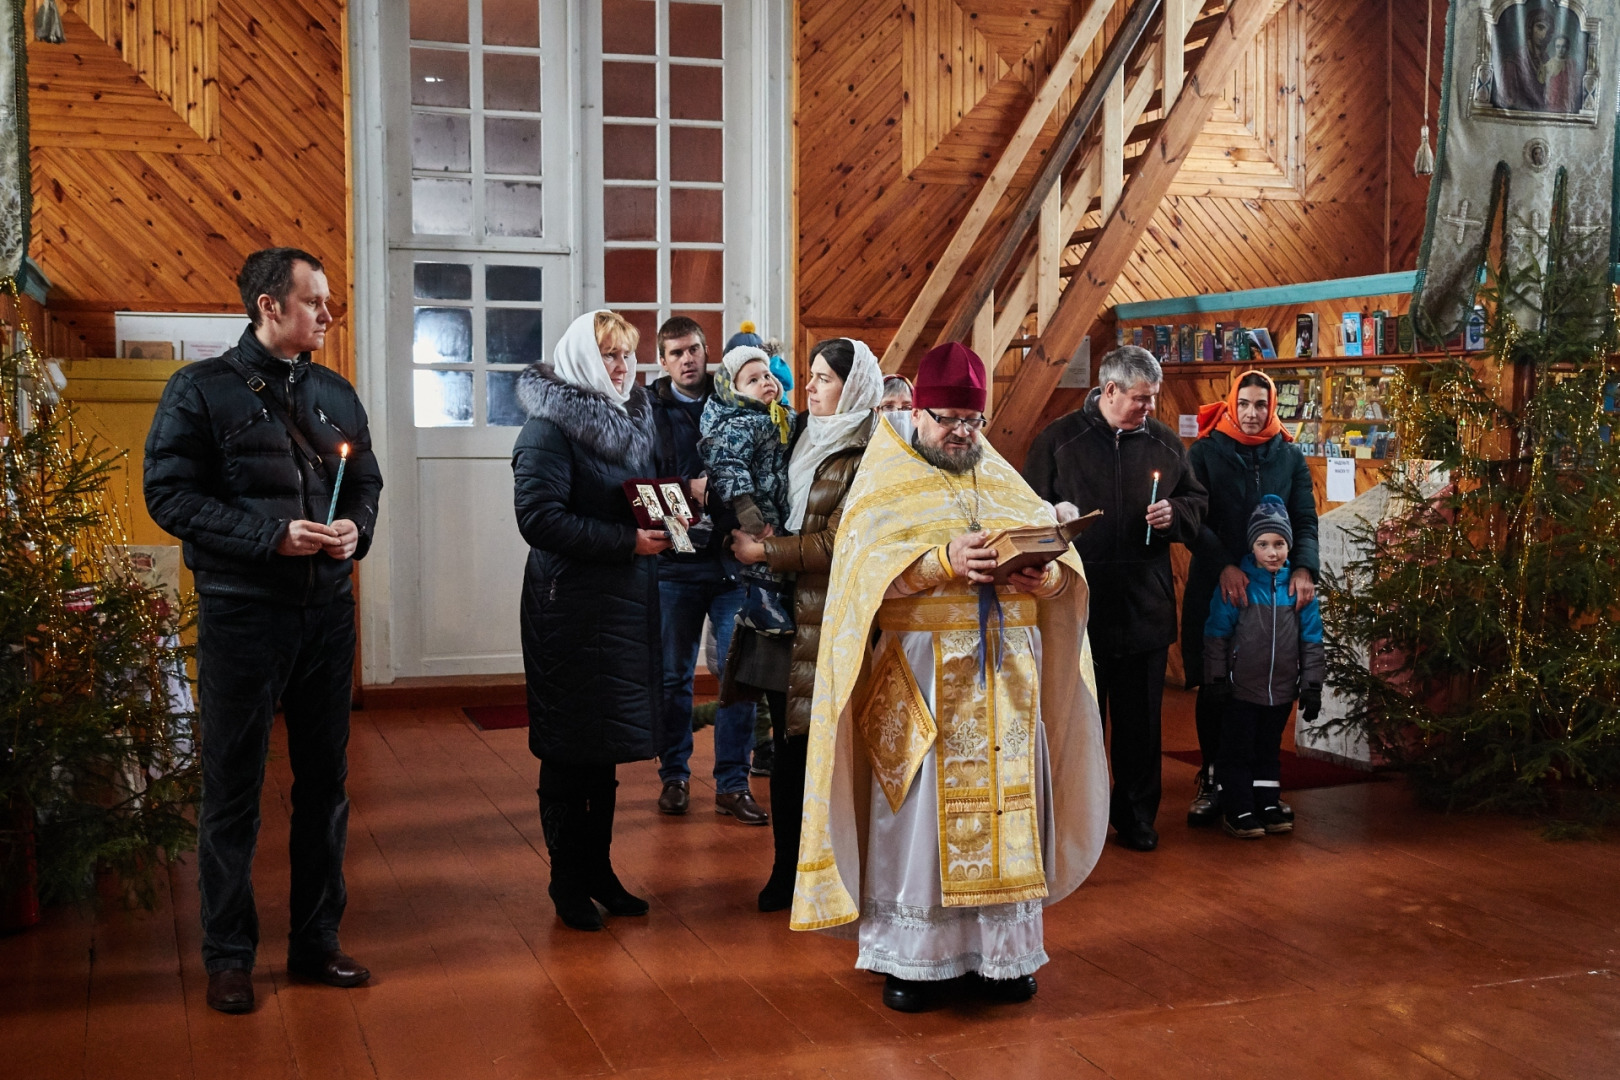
[27,0,349,370]
[797,0,1439,396]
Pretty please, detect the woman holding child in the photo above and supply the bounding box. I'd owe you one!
[730,338,884,912]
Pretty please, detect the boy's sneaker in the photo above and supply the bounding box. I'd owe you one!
[1260,805,1293,834]
[1221,812,1265,839]
[1275,799,1294,823]
[1187,766,1220,827]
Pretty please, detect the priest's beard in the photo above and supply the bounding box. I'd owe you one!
[913,430,984,474]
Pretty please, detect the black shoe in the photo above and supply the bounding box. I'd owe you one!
[287,950,371,988]
[590,872,650,916]
[549,882,604,930]
[969,972,1037,1003]
[715,789,769,825]
[757,866,794,912]
[1222,812,1265,839]
[1112,825,1158,851]
[206,968,254,1013]
[1187,766,1220,827]
[657,780,690,815]
[1275,799,1294,823]
[1259,804,1294,834]
[882,974,932,1013]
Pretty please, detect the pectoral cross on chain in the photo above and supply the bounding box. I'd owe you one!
[1441,200,1484,244]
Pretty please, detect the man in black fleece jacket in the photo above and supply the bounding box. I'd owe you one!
[1024,346,1207,852]
[144,249,382,1013]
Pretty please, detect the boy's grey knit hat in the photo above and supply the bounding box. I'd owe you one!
[1247,493,1293,548]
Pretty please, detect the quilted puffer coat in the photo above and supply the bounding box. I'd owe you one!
[761,445,863,736]
[514,363,662,764]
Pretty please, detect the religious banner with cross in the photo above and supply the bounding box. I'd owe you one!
[0,0,29,280]
[1413,0,1620,338]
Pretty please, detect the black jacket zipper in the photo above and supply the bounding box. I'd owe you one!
[288,367,315,603]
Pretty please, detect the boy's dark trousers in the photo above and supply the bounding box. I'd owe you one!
[1216,699,1294,817]
[196,594,355,974]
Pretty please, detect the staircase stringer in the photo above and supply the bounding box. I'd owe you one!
[987,0,1278,467]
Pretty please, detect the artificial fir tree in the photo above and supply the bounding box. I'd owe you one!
[0,286,199,911]
[1322,231,1620,823]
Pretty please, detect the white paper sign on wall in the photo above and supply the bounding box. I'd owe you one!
[1326,456,1357,503]
[1178,414,1198,438]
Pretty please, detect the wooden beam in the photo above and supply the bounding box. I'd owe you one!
[928,0,1166,357]
[988,0,1279,466]
[1101,70,1125,218]
[1036,183,1062,334]
[877,0,1122,373]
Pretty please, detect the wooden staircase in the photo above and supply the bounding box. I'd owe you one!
[877,0,1277,466]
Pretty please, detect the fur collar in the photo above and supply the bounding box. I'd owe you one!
[518,363,655,465]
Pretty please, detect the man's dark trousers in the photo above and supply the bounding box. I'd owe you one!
[197,594,355,974]
[1092,647,1168,835]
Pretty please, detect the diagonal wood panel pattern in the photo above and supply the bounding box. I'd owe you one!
[28,0,350,375]
[30,0,219,152]
[798,0,1431,416]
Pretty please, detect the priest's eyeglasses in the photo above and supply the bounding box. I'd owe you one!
[921,408,988,432]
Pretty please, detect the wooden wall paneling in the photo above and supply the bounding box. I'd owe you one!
[29,0,351,378]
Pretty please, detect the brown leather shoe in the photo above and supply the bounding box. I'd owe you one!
[657,780,690,815]
[206,968,254,1014]
[715,789,769,826]
[287,950,371,988]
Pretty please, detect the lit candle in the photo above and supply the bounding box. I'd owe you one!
[325,443,349,526]
[1144,470,1160,545]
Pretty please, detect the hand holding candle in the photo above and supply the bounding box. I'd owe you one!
[1144,470,1160,544]
[325,443,349,526]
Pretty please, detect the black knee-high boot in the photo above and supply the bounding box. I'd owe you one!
[584,772,648,917]
[759,721,806,913]
[539,761,603,931]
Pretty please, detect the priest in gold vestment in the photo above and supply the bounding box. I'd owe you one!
[790,343,1109,1013]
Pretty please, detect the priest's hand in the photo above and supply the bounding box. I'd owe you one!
[1289,567,1316,609]
[948,530,998,584]
[1005,565,1048,593]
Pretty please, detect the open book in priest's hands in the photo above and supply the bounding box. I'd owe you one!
[982,510,1101,585]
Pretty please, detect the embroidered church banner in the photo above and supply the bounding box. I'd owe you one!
[0,0,29,280]
[1413,0,1620,337]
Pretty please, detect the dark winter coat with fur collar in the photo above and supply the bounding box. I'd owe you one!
[514,363,662,763]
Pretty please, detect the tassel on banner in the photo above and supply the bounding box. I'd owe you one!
[1414,123,1435,177]
[35,0,66,43]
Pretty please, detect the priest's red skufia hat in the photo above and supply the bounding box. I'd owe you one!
[913,342,986,413]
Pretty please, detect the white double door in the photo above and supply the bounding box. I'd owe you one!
[353,0,788,682]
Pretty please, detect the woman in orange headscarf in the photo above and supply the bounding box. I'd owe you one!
[1181,370,1319,827]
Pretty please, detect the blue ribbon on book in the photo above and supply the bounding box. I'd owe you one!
[976,584,1005,686]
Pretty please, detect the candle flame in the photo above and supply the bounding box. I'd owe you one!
[340,443,350,457]
[1152,470,1160,479]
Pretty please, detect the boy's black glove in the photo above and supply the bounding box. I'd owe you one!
[1298,687,1322,721]
[733,494,767,537]
[1204,680,1233,702]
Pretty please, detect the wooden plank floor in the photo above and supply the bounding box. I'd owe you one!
[3,688,1616,1079]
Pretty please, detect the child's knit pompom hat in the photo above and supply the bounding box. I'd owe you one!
[1246,493,1293,548]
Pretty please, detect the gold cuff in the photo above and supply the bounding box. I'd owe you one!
[898,545,955,594]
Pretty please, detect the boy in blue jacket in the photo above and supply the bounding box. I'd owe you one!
[1204,494,1324,838]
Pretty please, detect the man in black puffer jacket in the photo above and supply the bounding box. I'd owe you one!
[1025,346,1207,853]
[144,248,383,1014]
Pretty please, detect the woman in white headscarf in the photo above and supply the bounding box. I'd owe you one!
[731,336,882,912]
[513,310,671,932]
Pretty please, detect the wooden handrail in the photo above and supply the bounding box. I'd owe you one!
[876,0,1123,374]
[988,0,1279,466]
[931,0,1165,353]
